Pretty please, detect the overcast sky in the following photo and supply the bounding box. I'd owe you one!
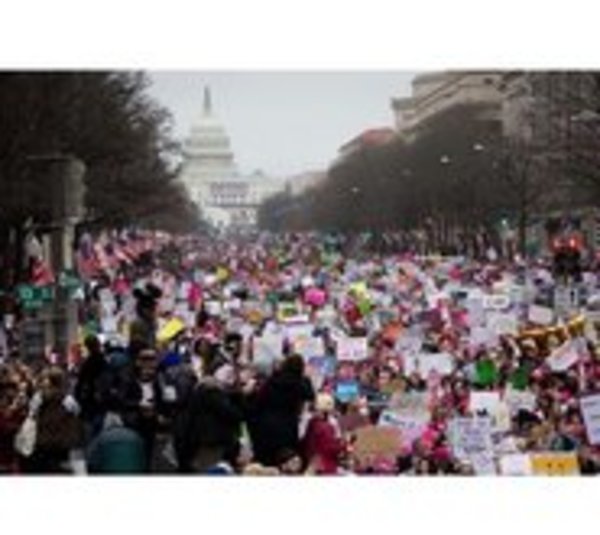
[148,71,417,178]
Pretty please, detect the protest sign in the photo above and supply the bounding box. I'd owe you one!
[337,336,369,362]
[449,417,493,460]
[395,334,422,356]
[546,340,580,372]
[486,311,518,337]
[277,302,310,324]
[335,380,360,403]
[253,334,284,367]
[403,352,454,377]
[157,317,185,343]
[579,394,600,445]
[469,391,509,431]
[378,409,429,445]
[503,389,537,415]
[499,454,533,476]
[483,294,511,311]
[530,453,579,476]
[528,305,554,325]
[352,425,402,464]
[466,292,486,328]
[286,323,324,358]
[205,300,223,317]
[469,391,501,416]
[469,327,499,348]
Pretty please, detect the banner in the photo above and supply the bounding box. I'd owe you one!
[580,393,600,446]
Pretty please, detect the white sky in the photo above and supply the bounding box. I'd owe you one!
[147,71,417,178]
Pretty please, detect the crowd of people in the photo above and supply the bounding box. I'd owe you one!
[1,230,600,476]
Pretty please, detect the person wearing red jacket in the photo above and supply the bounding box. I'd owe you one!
[302,393,344,475]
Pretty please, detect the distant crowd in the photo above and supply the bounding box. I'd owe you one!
[1,231,600,475]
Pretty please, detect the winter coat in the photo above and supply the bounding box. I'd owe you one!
[86,423,146,474]
[0,408,26,473]
[173,380,243,472]
[303,415,343,475]
[249,372,315,466]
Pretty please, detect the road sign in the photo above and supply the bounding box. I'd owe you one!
[17,285,54,310]
[58,270,81,290]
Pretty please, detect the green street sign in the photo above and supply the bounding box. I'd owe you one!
[58,270,81,290]
[17,285,55,309]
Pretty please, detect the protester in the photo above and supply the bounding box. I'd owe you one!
[249,354,315,467]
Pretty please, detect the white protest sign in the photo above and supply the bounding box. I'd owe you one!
[404,352,454,377]
[396,334,422,356]
[224,299,243,312]
[337,337,369,362]
[503,388,537,415]
[470,391,510,432]
[483,294,511,311]
[470,326,499,348]
[486,312,519,337]
[580,394,600,445]
[466,291,486,328]
[286,324,325,358]
[499,454,533,476]
[253,335,284,366]
[546,340,580,372]
[449,417,493,460]
[528,305,554,325]
[205,300,223,317]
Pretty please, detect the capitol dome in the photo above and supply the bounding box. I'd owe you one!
[184,87,235,158]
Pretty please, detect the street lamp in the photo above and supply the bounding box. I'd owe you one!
[440,155,451,165]
[473,143,485,152]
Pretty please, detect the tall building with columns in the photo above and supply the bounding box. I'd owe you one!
[180,87,284,229]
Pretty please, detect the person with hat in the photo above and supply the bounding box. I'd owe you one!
[129,283,162,354]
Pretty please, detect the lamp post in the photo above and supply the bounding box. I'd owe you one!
[24,155,86,362]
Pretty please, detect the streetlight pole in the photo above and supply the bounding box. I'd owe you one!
[28,155,86,361]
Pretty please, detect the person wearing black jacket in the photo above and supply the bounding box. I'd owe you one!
[173,372,243,474]
[248,354,315,467]
[103,346,166,472]
[74,335,109,440]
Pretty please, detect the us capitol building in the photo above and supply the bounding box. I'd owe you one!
[179,87,284,230]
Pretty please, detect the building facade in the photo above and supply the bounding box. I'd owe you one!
[179,87,284,229]
[391,72,504,139]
